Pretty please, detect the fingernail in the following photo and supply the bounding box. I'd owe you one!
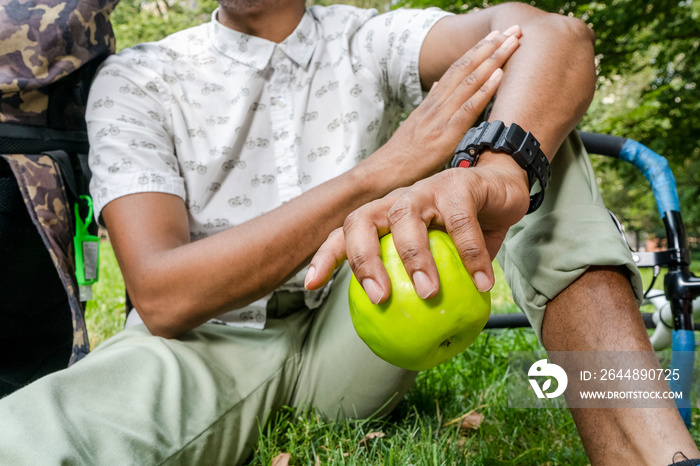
[304,265,316,289]
[485,30,499,40]
[362,278,384,304]
[488,68,503,82]
[503,35,518,47]
[473,271,493,292]
[503,25,520,36]
[413,271,436,299]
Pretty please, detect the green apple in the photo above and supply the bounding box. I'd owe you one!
[348,229,491,371]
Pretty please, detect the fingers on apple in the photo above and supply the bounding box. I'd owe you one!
[433,174,494,293]
[305,227,346,290]
[444,208,494,293]
[386,194,440,300]
[343,202,393,305]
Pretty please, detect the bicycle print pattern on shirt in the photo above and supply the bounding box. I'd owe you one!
[87,4,450,324]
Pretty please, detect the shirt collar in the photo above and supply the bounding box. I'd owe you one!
[209,8,317,71]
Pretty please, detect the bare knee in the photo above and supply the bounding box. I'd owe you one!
[541,266,649,351]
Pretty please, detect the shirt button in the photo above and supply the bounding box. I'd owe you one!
[275,48,285,59]
[276,97,287,108]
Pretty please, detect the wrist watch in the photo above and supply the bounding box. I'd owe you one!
[451,120,552,214]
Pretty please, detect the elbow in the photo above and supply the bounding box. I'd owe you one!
[140,314,186,340]
[556,14,597,97]
[557,13,596,48]
[494,2,596,47]
[530,12,597,100]
[498,3,596,45]
[541,12,596,58]
[494,4,597,68]
[128,287,195,339]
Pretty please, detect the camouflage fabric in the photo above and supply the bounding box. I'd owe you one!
[0,0,120,364]
[0,0,119,128]
[1,153,89,364]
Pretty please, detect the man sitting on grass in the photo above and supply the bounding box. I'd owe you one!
[0,0,697,464]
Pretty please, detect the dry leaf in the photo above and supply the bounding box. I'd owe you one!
[271,452,290,466]
[459,412,484,430]
[358,431,386,448]
[443,405,488,430]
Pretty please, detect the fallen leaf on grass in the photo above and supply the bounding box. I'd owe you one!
[358,431,385,448]
[271,452,290,466]
[443,411,484,430]
[460,412,484,430]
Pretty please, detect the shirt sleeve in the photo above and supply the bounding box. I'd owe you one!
[86,46,185,224]
[351,7,452,112]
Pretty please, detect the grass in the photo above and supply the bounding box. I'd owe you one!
[85,241,700,465]
[248,328,587,465]
[84,241,126,349]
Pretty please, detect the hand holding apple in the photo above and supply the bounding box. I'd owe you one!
[348,229,491,371]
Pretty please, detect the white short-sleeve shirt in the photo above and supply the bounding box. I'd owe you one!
[87,4,451,328]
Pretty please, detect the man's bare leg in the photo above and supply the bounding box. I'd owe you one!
[542,265,699,465]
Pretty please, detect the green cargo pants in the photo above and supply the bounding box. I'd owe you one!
[0,264,416,465]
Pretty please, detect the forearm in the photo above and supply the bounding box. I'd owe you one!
[111,168,368,337]
[109,146,426,338]
[485,8,596,158]
[423,4,596,160]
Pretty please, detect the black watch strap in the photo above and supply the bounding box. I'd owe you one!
[451,120,552,214]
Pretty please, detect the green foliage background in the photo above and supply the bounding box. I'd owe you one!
[111,0,699,247]
[111,0,218,50]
